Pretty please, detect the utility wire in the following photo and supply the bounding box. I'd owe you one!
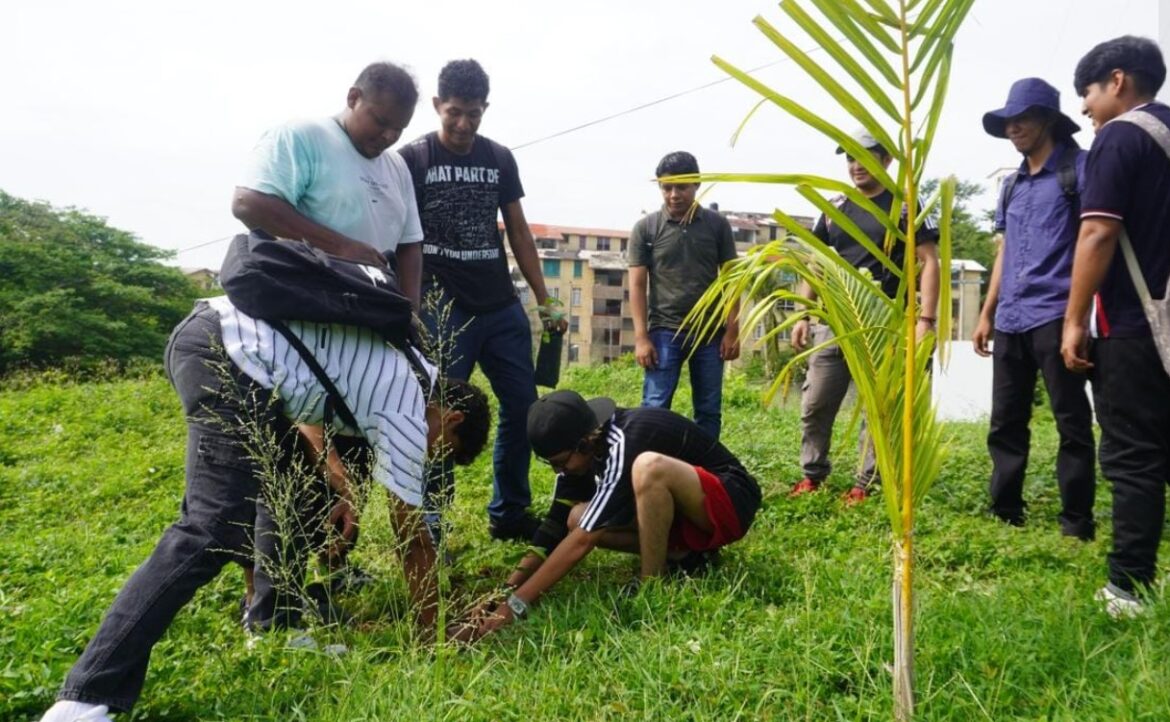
[509,57,796,152]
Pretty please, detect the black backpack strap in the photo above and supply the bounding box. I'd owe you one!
[999,172,1020,221]
[1055,145,1080,216]
[269,319,361,432]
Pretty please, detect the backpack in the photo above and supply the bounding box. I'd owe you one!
[1000,144,1080,219]
[220,231,416,347]
[219,231,432,429]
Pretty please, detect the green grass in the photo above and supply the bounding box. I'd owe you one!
[1,360,1167,721]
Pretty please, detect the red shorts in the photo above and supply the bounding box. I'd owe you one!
[667,466,746,553]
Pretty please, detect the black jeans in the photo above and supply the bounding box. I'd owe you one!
[58,304,297,713]
[1093,335,1170,592]
[987,319,1096,538]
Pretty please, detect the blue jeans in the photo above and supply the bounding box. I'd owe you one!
[420,285,536,525]
[58,304,299,713]
[641,327,725,439]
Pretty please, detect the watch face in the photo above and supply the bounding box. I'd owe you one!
[507,595,527,618]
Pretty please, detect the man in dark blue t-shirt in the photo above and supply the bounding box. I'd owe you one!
[399,59,566,544]
[1063,35,1170,617]
[789,130,940,504]
[974,78,1096,540]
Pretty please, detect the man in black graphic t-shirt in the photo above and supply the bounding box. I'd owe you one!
[789,129,940,504]
[400,59,565,543]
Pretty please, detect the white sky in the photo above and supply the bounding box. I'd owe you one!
[0,0,1160,270]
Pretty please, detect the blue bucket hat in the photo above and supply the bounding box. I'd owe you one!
[982,78,1080,139]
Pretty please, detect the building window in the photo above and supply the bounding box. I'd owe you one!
[568,344,579,362]
[573,260,583,278]
[620,237,628,253]
[542,259,560,278]
[597,236,611,251]
[538,237,557,249]
[570,315,580,333]
[571,287,582,307]
[550,286,560,299]
[518,287,530,304]
[578,236,586,250]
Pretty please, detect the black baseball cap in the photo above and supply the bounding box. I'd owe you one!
[527,390,616,458]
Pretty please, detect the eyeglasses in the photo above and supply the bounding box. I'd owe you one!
[536,450,575,474]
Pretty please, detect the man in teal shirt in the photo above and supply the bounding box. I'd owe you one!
[231,61,425,306]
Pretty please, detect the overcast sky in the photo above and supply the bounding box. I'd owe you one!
[1,0,1160,270]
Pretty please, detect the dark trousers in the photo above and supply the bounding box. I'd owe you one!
[987,319,1096,538]
[419,284,536,529]
[58,305,297,712]
[1092,336,1170,592]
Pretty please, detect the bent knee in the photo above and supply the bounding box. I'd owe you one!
[567,502,590,531]
[631,452,673,493]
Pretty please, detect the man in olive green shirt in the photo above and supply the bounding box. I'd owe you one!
[628,151,740,440]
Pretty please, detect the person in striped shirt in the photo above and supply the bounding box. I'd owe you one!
[451,389,760,643]
[41,299,490,722]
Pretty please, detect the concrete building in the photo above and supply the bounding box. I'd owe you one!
[505,210,983,367]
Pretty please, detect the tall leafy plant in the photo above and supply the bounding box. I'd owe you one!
[680,1,971,718]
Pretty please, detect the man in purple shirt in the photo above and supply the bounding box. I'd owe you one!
[974,78,1095,540]
[1063,36,1170,617]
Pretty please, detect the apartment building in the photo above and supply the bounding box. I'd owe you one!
[505,208,982,366]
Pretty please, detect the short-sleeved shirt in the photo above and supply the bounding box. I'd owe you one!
[993,142,1087,333]
[206,295,436,507]
[1080,102,1170,338]
[812,189,939,299]
[628,207,737,330]
[398,132,524,313]
[239,117,423,254]
[530,407,761,553]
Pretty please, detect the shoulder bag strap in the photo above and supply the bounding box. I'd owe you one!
[269,319,361,432]
[1106,109,1170,305]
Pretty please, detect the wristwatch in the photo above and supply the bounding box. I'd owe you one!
[506,593,529,619]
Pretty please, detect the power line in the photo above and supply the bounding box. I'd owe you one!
[509,57,794,152]
[175,234,233,255]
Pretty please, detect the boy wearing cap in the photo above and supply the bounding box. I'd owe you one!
[974,78,1096,540]
[789,131,940,503]
[629,151,740,441]
[1063,35,1170,616]
[453,390,760,642]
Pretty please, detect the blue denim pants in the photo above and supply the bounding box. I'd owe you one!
[641,327,725,440]
[57,304,296,713]
[420,285,536,526]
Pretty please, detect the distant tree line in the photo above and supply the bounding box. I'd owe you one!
[0,190,200,374]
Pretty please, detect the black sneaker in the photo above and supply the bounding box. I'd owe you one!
[488,511,542,543]
[666,549,721,578]
[328,564,376,595]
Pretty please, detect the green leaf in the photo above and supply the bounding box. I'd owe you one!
[729,99,769,147]
[807,0,902,87]
[778,0,904,127]
[711,56,902,194]
[794,185,902,278]
[832,0,902,53]
[753,15,901,158]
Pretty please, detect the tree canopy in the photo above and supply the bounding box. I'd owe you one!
[0,190,200,372]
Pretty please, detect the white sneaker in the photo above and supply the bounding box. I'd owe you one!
[40,701,113,722]
[1095,584,1145,619]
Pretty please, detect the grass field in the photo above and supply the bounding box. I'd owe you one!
[1,360,1167,721]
